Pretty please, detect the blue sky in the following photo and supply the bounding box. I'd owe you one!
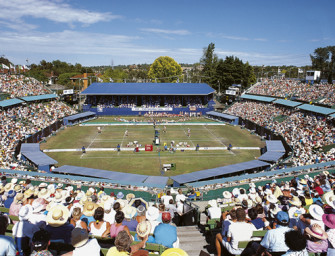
[0,0,334,67]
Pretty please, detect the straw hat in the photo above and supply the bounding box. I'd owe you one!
[255,196,262,204]
[323,213,335,229]
[71,228,89,248]
[269,205,281,216]
[4,183,13,192]
[85,190,93,197]
[136,221,151,237]
[39,183,48,189]
[14,185,22,193]
[309,205,324,221]
[115,199,126,209]
[46,204,70,227]
[14,193,24,204]
[249,183,256,188]
[289,196,302,207]
[126,193,135,202]
[264,189,272,195]
[249,187,256,194]
[11,178,18,184]
[83,202,98,217]
[323,192,335,209]
[38,188,50,199]
[299,179,307,185]
[266,194,277,204]
[32,199,47,213]
[122,206,137,219]
[223,191,232,199]
[19,204,33,221]
[24,187,35,199]
[161,248,188,256]
[305,224,328,240]
[146,206,159,221]
[53,192,66,204]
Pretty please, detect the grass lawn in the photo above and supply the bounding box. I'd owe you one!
[41,117,265,175]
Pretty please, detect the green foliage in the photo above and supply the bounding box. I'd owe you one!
[58,73,80,86]
[310,46,335,83]
[101,68,129,83]
[26,59,93,84]
[148,56,182,83]
[200,43,219,88]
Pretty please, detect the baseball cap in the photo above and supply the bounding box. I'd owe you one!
[162,212,171,222]
[276,211,289,224]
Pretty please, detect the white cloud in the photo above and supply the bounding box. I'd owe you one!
[221,35,249,41]
[140,28,191,35]
[0,0,119,27]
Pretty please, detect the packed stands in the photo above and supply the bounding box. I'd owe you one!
[248,78,335,106]
[225,101,335,167]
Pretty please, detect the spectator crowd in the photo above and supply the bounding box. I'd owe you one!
[208,170,335,256]
[225,101,335,166]
[248,78,335,106]
[0,75,49,98]
[0,177,183,256]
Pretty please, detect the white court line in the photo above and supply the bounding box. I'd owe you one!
[179,125,196,149]
[203,125,235,155]
[119,125,128,155]
[80,127,102,159]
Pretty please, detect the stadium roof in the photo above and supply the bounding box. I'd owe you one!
[258,151,285,162]
[206,111,238,120]
[240,94,276,102]
[187,161,335,187]
[63,112,96,121]
[170,160,270,185]
[53,165,168,188]
[21,151,58,166]
[20,94,58,102]
[273,99,302,108]
[0,98,23,108]
[297,104,335,115]
[143,176,169,186]
[81,83,215,96]
[266,140,285,152]
[20,143,40,153]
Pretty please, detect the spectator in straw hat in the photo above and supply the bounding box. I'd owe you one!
[30,230,53,256]
[30,198,47,229]
[146,206,160,234]
[81,201,98,226]
[9,192,24,218]
[13,204,39,256]
[135,220,155,243]
[62,228,101,256]
[122,206,138,232]
[89,207,110,237]
[298,204,325,232]
[45,204,74,244]
[0,215,16,256]
[70,207,87,231]
[305,224,328,253]
[135,205,146,224]
[323,213,335,254]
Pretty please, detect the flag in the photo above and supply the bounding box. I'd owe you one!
[10,64,14,69]
[298,68,303,73]
[23,65,29,70]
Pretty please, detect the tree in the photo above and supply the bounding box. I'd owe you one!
[148,56,182,83]
[200,43,218,89]
[101,68,129,83]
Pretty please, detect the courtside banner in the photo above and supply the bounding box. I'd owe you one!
[131,107,173,111]
[145,144,153,151]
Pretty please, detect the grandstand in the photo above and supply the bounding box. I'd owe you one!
[81,82,216,116]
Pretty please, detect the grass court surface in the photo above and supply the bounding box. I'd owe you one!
[41,118,265,176]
